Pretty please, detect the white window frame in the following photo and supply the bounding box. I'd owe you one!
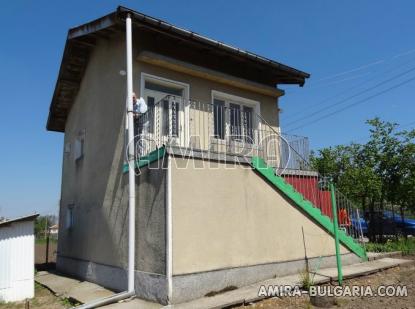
[211,90,261,141]
[140,73,190,146]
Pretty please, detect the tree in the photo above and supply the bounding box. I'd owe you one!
[35,215,57,239]
[311,118,415,241]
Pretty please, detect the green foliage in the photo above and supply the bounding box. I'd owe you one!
[311,118,415,218]
[366,237,415,255]
[35,238,58,244]
[59,297,77,308]
[34,215,57,239]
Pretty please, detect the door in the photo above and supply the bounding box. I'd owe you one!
[142,80,186,147]
[228,103,255,154]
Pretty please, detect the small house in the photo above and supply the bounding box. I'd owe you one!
[47,6,366,305]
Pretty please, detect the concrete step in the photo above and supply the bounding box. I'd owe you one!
[367,251,402,261]
[36,271,113,303]
[312,257,412,281]
[35,271,160,308]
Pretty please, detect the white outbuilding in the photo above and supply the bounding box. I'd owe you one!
[0,214,38,302]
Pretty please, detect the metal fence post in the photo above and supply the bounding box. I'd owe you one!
[46,229,50,264]
[330,181,343,285]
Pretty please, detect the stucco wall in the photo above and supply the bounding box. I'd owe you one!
[57,34,168,278]
[57,36,167,273]
[58,36,129,269]
[134,61,280,128]
[135,160,167,275]
[171,157,349,275]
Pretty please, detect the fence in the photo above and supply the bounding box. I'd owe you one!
[134,95,309,164]
[257,114,365,243]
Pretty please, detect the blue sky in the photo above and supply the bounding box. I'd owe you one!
[1,1,414,218]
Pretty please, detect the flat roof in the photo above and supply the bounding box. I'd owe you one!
[47,6,310,132]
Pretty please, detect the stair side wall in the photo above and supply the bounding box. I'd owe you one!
[170,157,350,276]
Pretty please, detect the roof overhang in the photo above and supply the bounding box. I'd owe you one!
[47,6,310,132]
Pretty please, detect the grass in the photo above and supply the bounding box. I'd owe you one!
[366,237,415,255]
[35,238,58,245]
[299,268,314,291]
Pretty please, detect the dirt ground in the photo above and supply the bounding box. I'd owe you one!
[35,241,57,265]
[234,255,415,309]
[0,284,71,309]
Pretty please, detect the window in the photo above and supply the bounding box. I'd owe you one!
[146,96,155,134]
[212,91,259,144]
[66,205,74,229]
[243,106,253,143]
[160,99,180,137]
[229,103,242,140]
[141,74,188,143]
[144,81,183,96]
[213,99,225,139]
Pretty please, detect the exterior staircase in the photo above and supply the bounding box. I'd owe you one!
[251,156,367,260]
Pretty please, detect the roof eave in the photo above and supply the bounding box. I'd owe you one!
[47,6,310,132]
[0,214,39,228]
[116,6,310,81]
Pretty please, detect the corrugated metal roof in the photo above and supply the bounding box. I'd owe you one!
[0,214,39,228]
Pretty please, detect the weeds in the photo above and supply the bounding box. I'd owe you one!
[299,268,314,291]
[59,298,74,308]
[366,237,415,255]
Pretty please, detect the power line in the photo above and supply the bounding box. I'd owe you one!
[312,60,384,83]
[288,71,373,93]
[283,56,415,122]
[392,48,415,59]
[399,120,415,130]
[347,120,415,144]
[284,65,415,129]
[285,75,415,133]
[285,47,415,94]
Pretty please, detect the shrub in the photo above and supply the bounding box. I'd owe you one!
[366,237,415,255]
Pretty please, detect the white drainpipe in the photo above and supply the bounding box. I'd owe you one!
[75,13,136,308]
[125,12,136,294]
[167,155,173,301]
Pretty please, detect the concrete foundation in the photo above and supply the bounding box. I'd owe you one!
[57,255,168,304]
[170,252,360,304]
[57,251,360,305]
